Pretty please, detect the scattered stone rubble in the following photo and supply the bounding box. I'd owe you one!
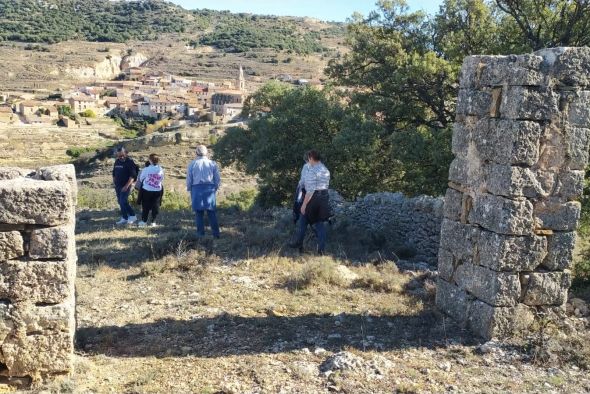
[332,192,443,264]
[436,47,590,340]
[0,165,77,381]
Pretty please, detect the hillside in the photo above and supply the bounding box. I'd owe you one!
[0,0,345,54]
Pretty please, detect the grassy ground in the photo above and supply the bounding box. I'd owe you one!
[13,194,581,393]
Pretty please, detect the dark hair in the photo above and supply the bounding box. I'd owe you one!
[306,150,322,162]
[149,153,160,165]
[116,146,127,153]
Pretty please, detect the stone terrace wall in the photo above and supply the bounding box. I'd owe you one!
[436,47,590,340]
[0,165,77,381]
[334,192,444,264]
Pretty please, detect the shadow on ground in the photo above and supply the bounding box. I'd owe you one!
[76,310,480,358]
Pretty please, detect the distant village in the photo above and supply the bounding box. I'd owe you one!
[0,65,256,129]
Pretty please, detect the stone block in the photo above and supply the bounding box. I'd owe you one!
[553,170,585,200]
[534,200,581,231]
[0,301,14,344]
[36,164,78,205]
[468,193,534,236]
[568,91,590,128]
[437,248,455,282]
[0,168,33,181]
[11,296,75,335]
[542,231,576,271]
[0,179,73,225]
[443,188,463,221]
[459,54,544,88]
[455,262,521,306]
[2,332,74,376]
[0,259,75,304]
[451,119,473,157]
[483,164,550,199]
[473,119,541,166]
[448,157,470,187]
[545,47,590,87]
[439,219,479,261]
[564,126,590,170]
[29,226,75,260]
[435,279,472,323]
[521,271,571,306]
[499,86,559,120]
[478,230,547,272]
[456,88,493,117]
[468,301,535,340]
[0,231,24,261]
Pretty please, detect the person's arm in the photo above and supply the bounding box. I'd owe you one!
[186,162,192,192]
[300,190,314,215]
[123,161,137,192]
[213,162,221,190]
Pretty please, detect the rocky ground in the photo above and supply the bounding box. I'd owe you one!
[3,197,584,393]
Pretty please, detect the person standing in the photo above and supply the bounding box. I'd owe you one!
[113,147,138,225]
[186,145,221,238]
[137,153,164,228]
[289,150,331,254]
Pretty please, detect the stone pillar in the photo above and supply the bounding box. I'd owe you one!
[436,48,590,340]
[0,165,77,381]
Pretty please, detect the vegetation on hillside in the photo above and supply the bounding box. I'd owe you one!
[0,0,335,54]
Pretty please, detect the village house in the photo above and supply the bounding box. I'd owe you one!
[222,102,244,120]
[18,100,44,116]
[104,97,130,114]
[0,106,14,124]
[23,114,53,125]
[68,95,96,113]
[211,90,244,115]
[126,67,145,81]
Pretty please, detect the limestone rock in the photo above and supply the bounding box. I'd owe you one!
[542,232,576,271]
[0,231,24,261]
[454,263,521,307]
[534,200,581,231]
[36,164,78,205]
[0,260,75,303]
[499,86,560,121]
[473,119,541,166]
[478,231,547,271]
[2,332,74,376]
[468,194,534,236]
[0,167,33,181]
[0,179,73,225]
[436,279,472,323]
[468,301,535,340]
[520,271,570,306]
[29,226,75,260]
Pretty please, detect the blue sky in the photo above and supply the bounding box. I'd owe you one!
[169,1,444,22]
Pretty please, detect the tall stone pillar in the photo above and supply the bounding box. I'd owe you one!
[436,48,590,340]
[0,165,77,382]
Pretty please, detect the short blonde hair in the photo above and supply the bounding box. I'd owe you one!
[196,145,208,157]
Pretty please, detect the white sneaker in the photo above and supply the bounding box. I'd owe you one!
[150,222,158,228]
[137,221,147,228]
[116,218,128,225]
[127,216,137,224]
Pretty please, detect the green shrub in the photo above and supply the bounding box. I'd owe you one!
[218,189,258,211]
[66,146,98,158]
[78,188,116,210]
[80,109,96,118]
[161,189,191,211]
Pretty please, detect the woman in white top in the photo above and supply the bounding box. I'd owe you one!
[137,153,164,227]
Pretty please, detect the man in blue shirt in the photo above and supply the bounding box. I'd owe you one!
[186,145,221,238]
[112,147,138,225]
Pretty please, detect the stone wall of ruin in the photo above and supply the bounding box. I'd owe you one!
[436,48,590,340]
[0,165,77,380]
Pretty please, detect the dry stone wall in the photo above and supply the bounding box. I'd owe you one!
[332,192,443,264]
[436,47,590,340]
[0,165,77,381]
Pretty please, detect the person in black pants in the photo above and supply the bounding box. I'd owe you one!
[137,153,165,228]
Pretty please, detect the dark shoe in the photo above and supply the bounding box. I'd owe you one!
[287,241,303,253]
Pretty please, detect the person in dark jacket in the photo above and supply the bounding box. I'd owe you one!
[288,150,331,254]
[112,147,138,225]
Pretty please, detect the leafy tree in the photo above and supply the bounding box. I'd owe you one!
[80,109,96,118]
[495,0,590,50]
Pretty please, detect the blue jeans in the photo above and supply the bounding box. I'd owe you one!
[295,215,327,252]
[115,187,135,220]
[195,210,220,238]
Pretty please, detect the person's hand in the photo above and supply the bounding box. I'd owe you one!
[122,185,130,192]
[300,204,306,215]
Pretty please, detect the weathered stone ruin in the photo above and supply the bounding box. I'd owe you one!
[0,165,77,382]
[436,47,590,340]
[332,192,443,264]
